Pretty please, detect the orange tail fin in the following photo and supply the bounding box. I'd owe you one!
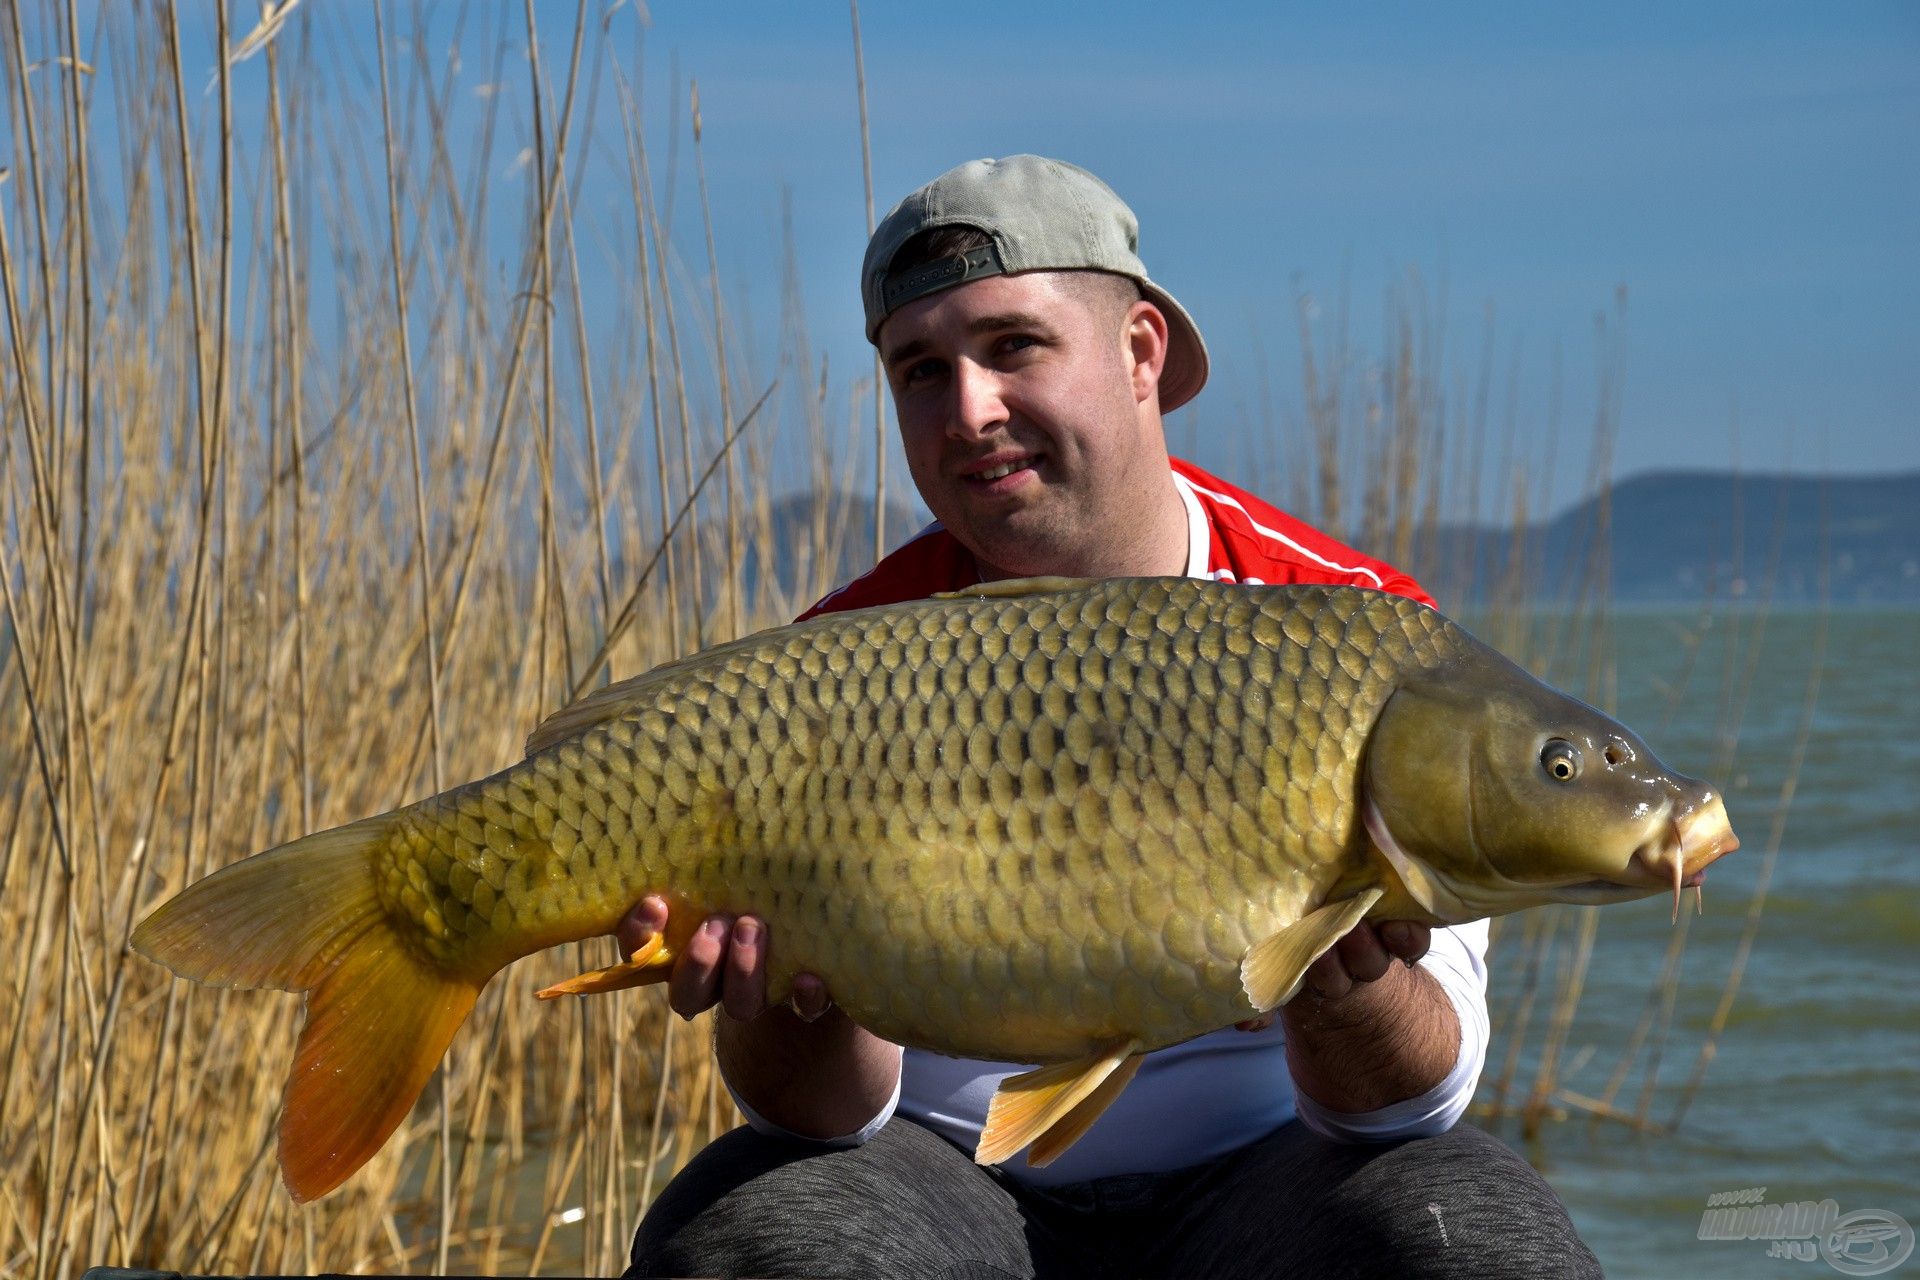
[132,816,482,1202]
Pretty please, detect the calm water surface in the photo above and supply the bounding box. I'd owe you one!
[1472,610,1919,1279]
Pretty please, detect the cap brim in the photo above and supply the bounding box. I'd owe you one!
[1140,280,1208,413]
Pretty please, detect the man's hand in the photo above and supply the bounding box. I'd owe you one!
[1234,920,1430,1032]
[1272,918,1460,1114]
[1299,918,1431,1000]
[614,896,833,1022]
[615,897,898,1140]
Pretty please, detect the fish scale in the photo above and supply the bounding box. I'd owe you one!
[369,578,1449,1057]
[136,573,1740,1200]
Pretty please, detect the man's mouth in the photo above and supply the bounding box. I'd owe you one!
[963,453,1041,485]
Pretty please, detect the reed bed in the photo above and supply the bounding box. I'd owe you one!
[0,5,1800,1276]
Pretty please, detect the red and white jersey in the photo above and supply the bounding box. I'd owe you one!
[746,457,1489,1184]
[800,457,1436,619]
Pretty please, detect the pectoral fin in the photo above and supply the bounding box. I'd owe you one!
[536,933,674,999]
[977,1038,1143,1167]
[1240,888,1385,1011]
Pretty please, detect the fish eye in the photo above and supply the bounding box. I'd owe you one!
[1540,739,1581,782]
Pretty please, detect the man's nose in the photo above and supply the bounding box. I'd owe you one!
[948,358,1008,438]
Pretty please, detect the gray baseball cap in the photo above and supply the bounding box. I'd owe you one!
[862,155,1210,412]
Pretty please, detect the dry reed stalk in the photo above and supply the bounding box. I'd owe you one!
[0,8,1804,1275]
[611,59,685,664]
[848,0,885,565]
[1665,605,1826,1132]
[0,9,728,1270]
[551,93,614,631]
[642,145,706,655]
[370,9,454,1263]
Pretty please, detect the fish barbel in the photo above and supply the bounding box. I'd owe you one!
[133,577,1738,1200]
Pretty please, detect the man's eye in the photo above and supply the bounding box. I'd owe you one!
[999,334,1038,355]
[900,359,943,386]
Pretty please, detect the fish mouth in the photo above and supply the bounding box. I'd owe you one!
[1565,794,1741,919]
[1657,794,1740,919]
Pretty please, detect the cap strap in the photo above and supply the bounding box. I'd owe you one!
[880,243,1006,315]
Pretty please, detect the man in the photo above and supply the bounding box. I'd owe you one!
[622,156,1601,1279]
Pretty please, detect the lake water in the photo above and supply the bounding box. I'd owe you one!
[1474,609,1920,1278]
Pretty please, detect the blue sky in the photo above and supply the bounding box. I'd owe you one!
[167,1,1918,521]
[658,1,1919,511]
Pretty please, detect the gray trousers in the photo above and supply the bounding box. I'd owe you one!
[628,1117,1603,1279]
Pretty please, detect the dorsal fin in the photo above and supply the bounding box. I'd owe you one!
[524,675,652,756]
[935,576,1095,601]
[524,629,780,757]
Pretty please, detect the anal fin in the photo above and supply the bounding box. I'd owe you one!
[976,1037,1142,1167]
[1240,888,1385,1010]
[536,933,674,999]
[1027,1049,1145,1167]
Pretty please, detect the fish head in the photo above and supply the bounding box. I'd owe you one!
[1361,652,1739,923]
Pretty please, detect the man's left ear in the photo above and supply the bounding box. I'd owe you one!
[1126,300,1170,404]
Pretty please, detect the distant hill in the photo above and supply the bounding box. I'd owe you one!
[706,470,1917,609]
[1416,470,1920,605]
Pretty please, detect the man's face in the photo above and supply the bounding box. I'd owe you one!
[877,271,1180,581]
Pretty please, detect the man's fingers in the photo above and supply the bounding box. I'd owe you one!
[721,917,770,1021]
[1298,922,1429,1004]
[789,972,833,1022]
[667,915,730,1018]
[1379,920,1431,965]
[1301,951,1351,1002]
[615,895,670,958]
[1334,922,1394,984]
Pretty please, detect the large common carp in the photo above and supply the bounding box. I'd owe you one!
[134,577,1737,1201]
